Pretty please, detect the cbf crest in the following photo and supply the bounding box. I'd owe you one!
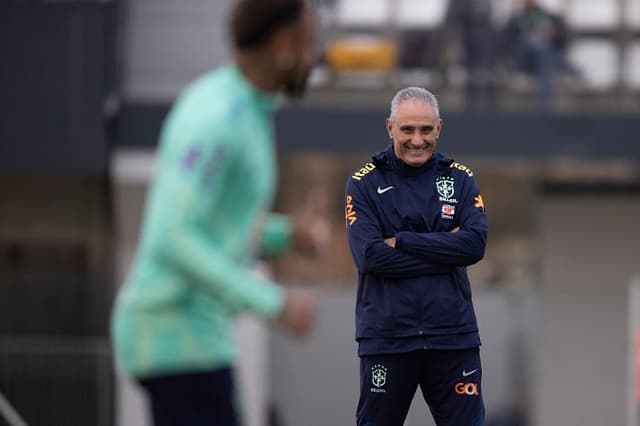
[370,364,388,393]
[436,176,455,200]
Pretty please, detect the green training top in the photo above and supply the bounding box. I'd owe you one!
[111,65,291,377]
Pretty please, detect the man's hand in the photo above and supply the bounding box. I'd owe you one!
[450,227,460,233]
[277,289,318,337]
[291,189,331,258]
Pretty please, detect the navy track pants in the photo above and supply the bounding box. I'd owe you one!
[357,348,485,426]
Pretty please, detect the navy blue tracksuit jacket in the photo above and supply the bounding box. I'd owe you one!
[345,145,488,356]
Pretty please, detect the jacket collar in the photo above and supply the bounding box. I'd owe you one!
[372,144,453,177]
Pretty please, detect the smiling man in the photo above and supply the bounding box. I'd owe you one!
[345,87,488,426]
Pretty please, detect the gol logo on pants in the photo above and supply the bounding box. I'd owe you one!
[454,382,479,396]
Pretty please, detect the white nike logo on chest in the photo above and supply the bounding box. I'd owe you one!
[377,186,394,194]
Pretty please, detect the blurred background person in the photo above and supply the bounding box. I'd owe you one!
[502,0,575,111]
[110,1,328,425]
[446,0,496,111]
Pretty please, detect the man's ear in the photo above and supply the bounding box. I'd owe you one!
[270,21,301,70]
[436,118,444,138]
[386,118,393,139]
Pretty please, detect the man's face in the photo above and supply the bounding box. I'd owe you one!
[386,101,443,167]
[281,11,316,98]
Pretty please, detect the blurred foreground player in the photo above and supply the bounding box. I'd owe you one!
[345,87,488,425]
[111,1,325,425]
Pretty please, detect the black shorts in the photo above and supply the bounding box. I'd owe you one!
[357,348,484,426]
[138,367,238,426]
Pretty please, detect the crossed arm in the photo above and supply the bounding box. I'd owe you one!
[345,178,487,279]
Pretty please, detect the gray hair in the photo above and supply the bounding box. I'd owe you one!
[389,87,440,121]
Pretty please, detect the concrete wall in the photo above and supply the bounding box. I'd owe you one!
[537,193,640,426]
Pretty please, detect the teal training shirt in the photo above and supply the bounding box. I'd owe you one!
[111,65,291,377]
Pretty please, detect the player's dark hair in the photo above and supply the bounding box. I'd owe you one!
[231,0,307,49]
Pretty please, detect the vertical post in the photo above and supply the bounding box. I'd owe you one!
[628,278,640,426]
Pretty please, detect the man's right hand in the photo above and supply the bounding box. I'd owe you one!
[292,212,331,258]
[291,188,331,258]
[277,289,318,337]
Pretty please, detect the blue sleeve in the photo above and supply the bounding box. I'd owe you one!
[345,178,452,279]
[395,176,487,266]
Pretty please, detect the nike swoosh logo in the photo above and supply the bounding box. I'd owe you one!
[462,369,478,377]
[377,186,394,194]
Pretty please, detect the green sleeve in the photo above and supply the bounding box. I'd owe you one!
[259,213,292,257]
[151,115,285,319]
[158,198,285,319]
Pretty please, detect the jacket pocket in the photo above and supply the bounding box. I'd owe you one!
[358,277,420,336]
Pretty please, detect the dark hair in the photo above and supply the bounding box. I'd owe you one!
[231,0,307,49]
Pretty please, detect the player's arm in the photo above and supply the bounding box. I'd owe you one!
[394,176,488,266]
[260,193,330,259]
[345,179,452,279]
[153,129,284,319]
